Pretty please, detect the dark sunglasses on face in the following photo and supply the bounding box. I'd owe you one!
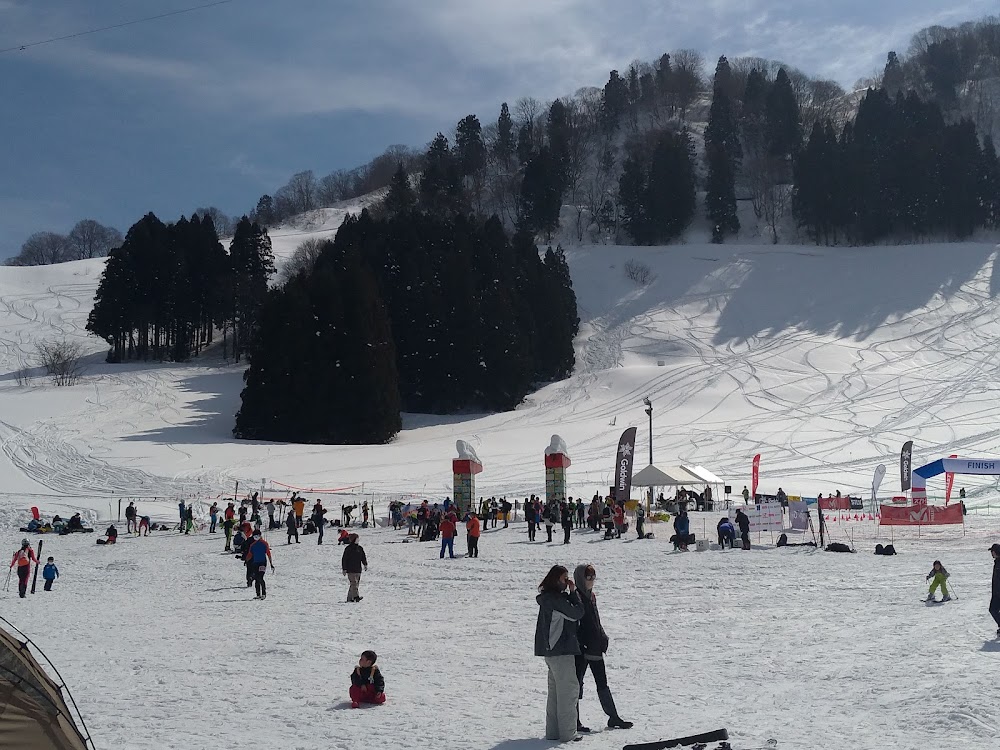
[585,574,596,580]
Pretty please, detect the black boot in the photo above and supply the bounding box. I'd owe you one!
[607,717,633,730]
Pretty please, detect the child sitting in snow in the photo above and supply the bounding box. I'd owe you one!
[926,560,951,602]
[349,650,386,708]
[338,528,351,545]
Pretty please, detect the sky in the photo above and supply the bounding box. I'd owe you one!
[1,0,995,260]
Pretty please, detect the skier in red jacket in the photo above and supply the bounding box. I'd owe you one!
[439,516,457,559]
[10,539,38,598]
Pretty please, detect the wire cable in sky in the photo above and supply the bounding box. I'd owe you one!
[0,0,237,55]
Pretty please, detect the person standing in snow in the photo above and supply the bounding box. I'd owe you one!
[926,560,952,602]
[635,502,646,539]
[989,544,1000,638]
[742,486,750,503]
[439,514,457,559]
[125,502,137,534]
[544,503,556,543]
[265,499,276,529]
[362,501,370,527]
[9,540,37,598]
[292,495,306,527]
[42,556,59,591]
[466,512,481,558]
[312,500,327,545]
[286,507,300,544]
[209,502,219,534]
[245,531,274,600]
[349,650,386,708]
[534,565,584,743]
[573,564,632,732]
[735,508,751,550]
[527,497,538,542]
[672,510,690,550]
[178,501,186,533]
[561,501,574,545]
[342,534,368,602]
[185,505,195,535]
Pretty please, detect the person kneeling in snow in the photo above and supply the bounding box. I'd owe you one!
[926,560,951,602]
[349,650,385,708]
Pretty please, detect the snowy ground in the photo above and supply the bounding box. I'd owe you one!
[3,237,1000,747]
[2,513,998,750]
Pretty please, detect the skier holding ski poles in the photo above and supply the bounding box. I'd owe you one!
[9,539,38,598]
[926,560,951,603]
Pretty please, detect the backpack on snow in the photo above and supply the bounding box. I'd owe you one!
[825,542,854,553]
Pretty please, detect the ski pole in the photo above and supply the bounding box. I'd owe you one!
[3,567,11,592]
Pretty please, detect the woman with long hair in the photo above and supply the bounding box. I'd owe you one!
[534,564,585,742]
[573,564,633,732]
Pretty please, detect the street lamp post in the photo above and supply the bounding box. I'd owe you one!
[643,397,653,466]
[643,397,653,508]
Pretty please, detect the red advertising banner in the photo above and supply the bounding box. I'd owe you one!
[944,453,958,505]
[751,454,760,496]
[818,497,852,510]
[879,503,964,526]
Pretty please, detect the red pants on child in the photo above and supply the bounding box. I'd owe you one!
[349,685,385,707]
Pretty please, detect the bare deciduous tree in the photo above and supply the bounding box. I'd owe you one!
[6,232,71,266]
[278,237,327,285]
[192,208,234,237]
[624,259,652,285]
[66,219,123,259]
[34,339,85,386]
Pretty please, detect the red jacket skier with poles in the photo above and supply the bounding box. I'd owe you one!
[9,539,38,598]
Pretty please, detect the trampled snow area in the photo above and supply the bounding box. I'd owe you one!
[2,239,1000,749]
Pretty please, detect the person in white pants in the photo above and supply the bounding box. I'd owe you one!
[534,564,585,742]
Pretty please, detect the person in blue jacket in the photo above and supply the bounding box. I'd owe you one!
[42,556,59,591]
[672,510,690,550]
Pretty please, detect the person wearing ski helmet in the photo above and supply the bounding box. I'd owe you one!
[9,539,38,598]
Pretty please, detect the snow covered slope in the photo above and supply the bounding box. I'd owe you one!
[3,239,1000,750]
[5,241,1000,514]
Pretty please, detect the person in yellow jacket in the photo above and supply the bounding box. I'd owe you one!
[292,496,306,528]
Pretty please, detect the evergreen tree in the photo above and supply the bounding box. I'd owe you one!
[383,163,416,217]
[882,51,904,96]
[494,102,516,166]
[254,194,275,226]
[418,133,464,214]
[645,130,697,243]
[229,217,275,361]
[980,137,1000,229]
[765,68,802,159]
[455,114,487,177]
[518,147,562,237]
[705,56,742,242]
[516,122,534,165]
[618,156,648,243]
[546,99,572,196]
[600,70,629,131]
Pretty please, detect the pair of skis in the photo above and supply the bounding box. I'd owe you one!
[624,728,777,750]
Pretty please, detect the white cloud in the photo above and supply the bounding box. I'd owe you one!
[9,0,1000,121]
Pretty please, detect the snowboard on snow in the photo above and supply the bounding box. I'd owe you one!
[623,728,729,750]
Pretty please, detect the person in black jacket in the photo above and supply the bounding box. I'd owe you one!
[735,508,751,550]
[286,507,299,544]
[572,564,632,732]
[990,544,1000,637]
[561,501,574,544]
[342,534,368,603]
[349,650,386,707]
